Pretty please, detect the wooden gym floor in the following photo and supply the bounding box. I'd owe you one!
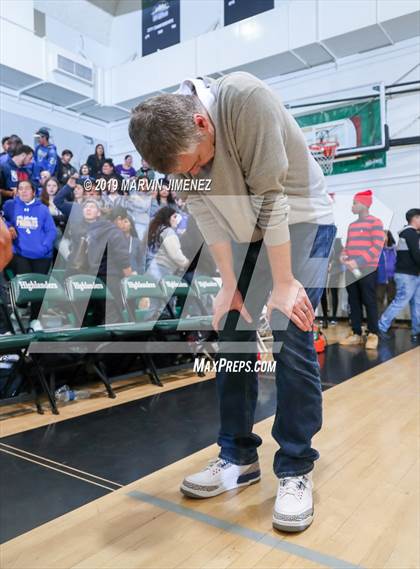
[0,327,418,568]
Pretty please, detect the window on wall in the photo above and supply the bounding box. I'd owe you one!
[142,0,180,57]
[224,0,274,26]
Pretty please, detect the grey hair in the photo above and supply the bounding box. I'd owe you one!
[128,94,205,173]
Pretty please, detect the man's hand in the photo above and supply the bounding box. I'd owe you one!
[0,218,13,270]
[212,285,253,331]
[345,259,358,271]
[267,279,315,332]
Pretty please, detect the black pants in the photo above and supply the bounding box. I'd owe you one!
[321,288,339,320]
[10,255,51,320]
[346,270,379,335]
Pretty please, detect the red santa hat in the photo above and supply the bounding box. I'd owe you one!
[353,189,373,208]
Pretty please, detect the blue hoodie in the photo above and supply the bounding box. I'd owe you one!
[3,198,57,259]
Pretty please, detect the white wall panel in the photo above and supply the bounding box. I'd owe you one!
[0,0,34,32]
[0,19,45,80]
[289,0,317,49]
[197,4,289,76]
[319,0,376,39]
[378,0,420,21]
[112,38,197,103]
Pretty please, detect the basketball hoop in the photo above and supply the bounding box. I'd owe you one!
[309,141,338,175]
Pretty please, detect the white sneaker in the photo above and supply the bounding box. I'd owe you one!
[28,319,43,332]
[180,458,261,498]
[272,473,314,532]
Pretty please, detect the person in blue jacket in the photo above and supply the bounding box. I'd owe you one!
[32,127,58,185]
[2,180,57,330]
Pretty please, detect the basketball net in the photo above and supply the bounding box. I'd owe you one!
[309,141,338,175]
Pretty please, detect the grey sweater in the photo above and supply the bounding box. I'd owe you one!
[178,72,334,246]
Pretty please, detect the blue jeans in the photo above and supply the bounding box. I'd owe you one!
[217,223,336,478]
[379,273,420,335]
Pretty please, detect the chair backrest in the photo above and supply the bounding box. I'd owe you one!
[121,275,165,302]
[10,273,68,332]
[64,275,113,302]
[160,276,192,299]
[11,274,66,307]
[192,276,221,297]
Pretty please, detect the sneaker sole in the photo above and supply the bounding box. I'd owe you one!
[272,511,314,533]
[180,475,261,499]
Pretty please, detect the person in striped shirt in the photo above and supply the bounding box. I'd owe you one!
[339,189,385,350]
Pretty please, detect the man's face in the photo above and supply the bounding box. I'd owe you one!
[411,215,420,230]
[172,114,215,176]
[115,217,131,233]
[39,135,48,146]
[352,201,365,215]
[17,182,35,203]
[62,152,72,164]
[2,140,10,153]
[126,156,133,167]
[83,203,100,222]
[23,152,33,166]
[102,162,113,175]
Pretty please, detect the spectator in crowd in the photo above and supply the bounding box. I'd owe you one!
[102,178,125,210]
[79,164,91,179]
[83,199,133,323]
[54,176,89,271]
[40,177,66,234]
[54,176,85,222]
[136,157,155,181]
[57,149,77,185]
[318,238,344,327]
[125,175,152,241]
[379,209,420,343]
[33,127,58,184]
[145,206,189,280]
[0,144,33,202]
[115,155,136,180]
[39,169,52,190]
[376,230,397,315]
[0,135,23,166]
[339,190,385,350]
[0,136,10,158]
[86,144,106,178]
[179,212,217,281]
[149,179,179,217]
[3,180,56,330]
[98,159,123,184]
[111,207,146,274]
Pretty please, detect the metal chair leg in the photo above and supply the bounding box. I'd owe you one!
[28,356,59,414]
[92,360,116,398]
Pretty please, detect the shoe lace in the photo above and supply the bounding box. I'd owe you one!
[205,458,231,474]
[278,475,309,500]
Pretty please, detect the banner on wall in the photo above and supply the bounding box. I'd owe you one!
[142,0,180,57]
[224,0,274,26]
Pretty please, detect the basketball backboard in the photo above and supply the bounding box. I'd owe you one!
[289,83,388,175]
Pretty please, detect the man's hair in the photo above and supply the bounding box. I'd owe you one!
[406,208,420,223]
[124,154,132,160]
[13,144,33,157]
[128,94,205,173]
[17,179,36,193]
[62,149,73,158]
[1,136,10,145]
[103,158,114,167]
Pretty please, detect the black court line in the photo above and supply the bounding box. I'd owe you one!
[0,329,415,543]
